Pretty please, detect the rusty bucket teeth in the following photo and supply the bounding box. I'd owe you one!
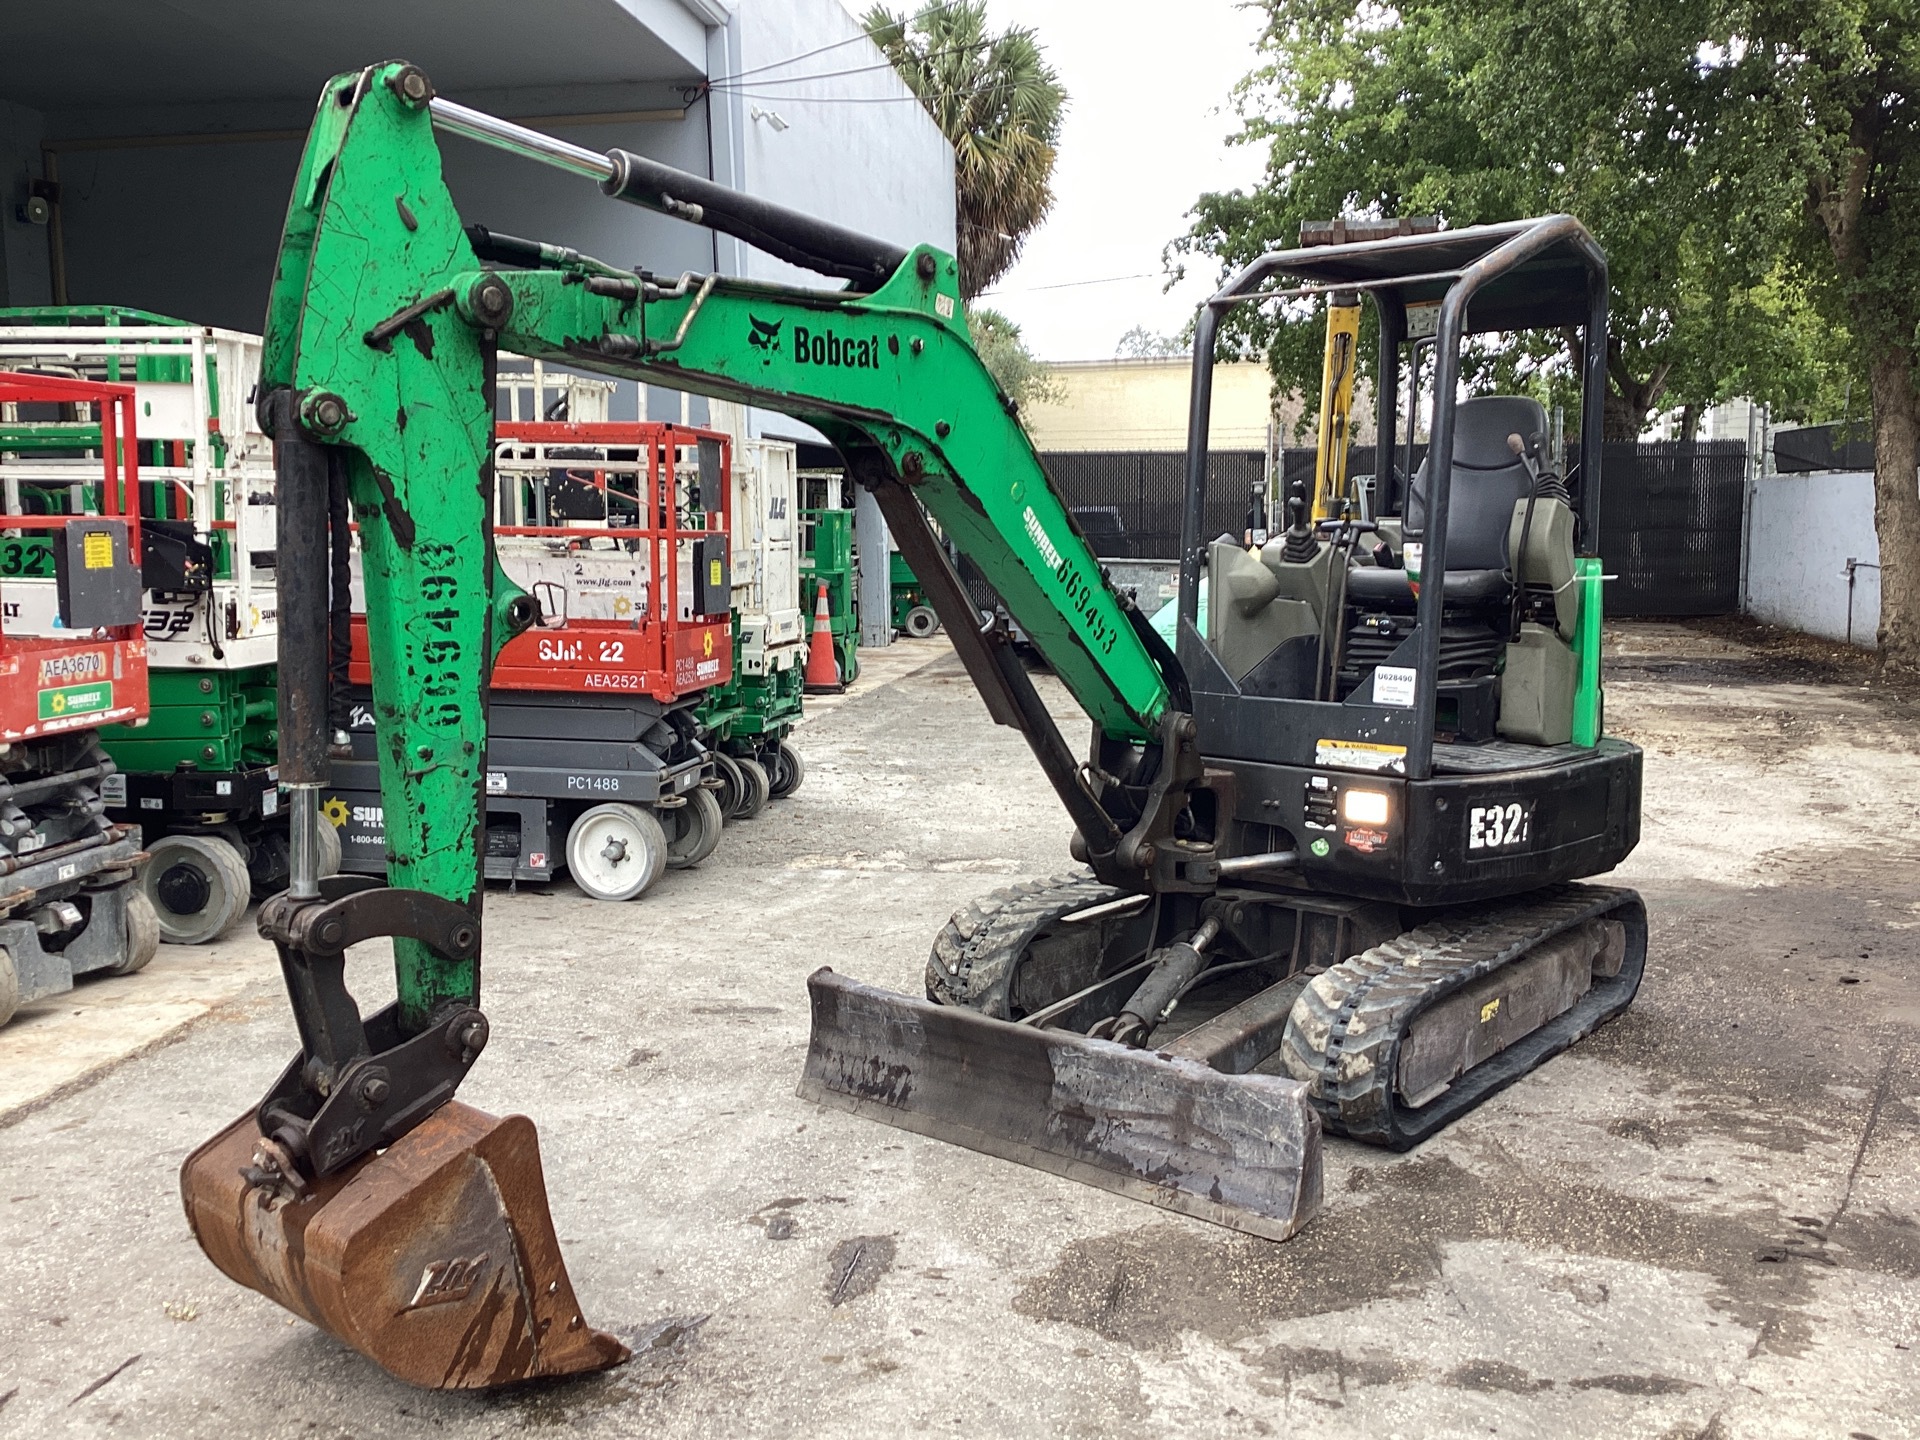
[181,1101,629,1390]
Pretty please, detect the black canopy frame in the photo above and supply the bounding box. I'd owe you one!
[1175,216,1610,781]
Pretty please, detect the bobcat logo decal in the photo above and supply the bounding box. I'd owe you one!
[747,315,782,355]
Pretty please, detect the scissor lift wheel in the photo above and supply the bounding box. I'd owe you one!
[665,789,724,869]
[141,834,253,945]
[565,802,668,901]
[770,740,806,799]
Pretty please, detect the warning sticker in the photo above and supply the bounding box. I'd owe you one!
[1315,739,1407,774]
[83,530,114,569]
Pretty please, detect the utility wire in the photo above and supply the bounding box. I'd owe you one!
[704,0,964,85]
[706,92,941,105]
[707,61,1020,107]
[702,74,1027,106]
[978,272,1160,295]
[704,42,986,93]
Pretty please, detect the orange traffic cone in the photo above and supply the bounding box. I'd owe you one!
[803,579,845,695]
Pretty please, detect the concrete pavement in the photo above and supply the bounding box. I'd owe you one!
[1,625,1916,1438]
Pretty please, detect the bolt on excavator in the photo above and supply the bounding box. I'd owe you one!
[182,61,1644,1388]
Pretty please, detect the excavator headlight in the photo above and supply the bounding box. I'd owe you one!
[1341,788,1390,826]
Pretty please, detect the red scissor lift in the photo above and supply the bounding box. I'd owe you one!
[330,420,733,901]
[0,372,156,1024]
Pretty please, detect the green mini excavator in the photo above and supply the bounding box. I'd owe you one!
[183,62,1644,1389]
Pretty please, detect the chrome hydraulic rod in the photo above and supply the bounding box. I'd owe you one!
[1216,850,1301,878]
[428,98,615,182]
[428,94,907,284]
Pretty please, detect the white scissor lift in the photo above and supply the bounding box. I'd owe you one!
[0,311,328,944]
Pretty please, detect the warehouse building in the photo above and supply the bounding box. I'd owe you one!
[0,0,955,431]
[0,0,952,646]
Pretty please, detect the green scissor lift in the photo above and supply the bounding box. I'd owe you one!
[889,551,940,637]
[799,504,860,684]
[797,473,938,657]
[693,613,807,800]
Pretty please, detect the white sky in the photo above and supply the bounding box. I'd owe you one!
[974,0,1270,360]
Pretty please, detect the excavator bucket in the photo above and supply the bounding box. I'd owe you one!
[181,1101,629,1389]
[798,969,1323,1240]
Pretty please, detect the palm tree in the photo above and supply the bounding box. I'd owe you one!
[863,2,1067,299]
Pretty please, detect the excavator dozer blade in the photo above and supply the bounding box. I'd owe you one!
[182,1101,629,1390]
[798,968,1323,1241]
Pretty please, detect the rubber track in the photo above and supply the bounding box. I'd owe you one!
[924,871,1122,1018]
[1281,883,1647,1149]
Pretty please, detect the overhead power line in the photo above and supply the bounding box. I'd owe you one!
[978,272,1160,296]
[704,0,966,86]
[704,41,987,94]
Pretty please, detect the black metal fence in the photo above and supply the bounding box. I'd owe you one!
[1773,422,1875,473]
[1043,445,1432,560]
[1042,440,1748,617]
[1042,450,1266,561]
[1594,440,1746,616]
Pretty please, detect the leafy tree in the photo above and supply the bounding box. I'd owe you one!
[1175,0,1845,440]
[1180,0,1920,672]
[1115,324,1189,358]
[967,305,1060,409]
[1719,1,1920,671]
[864,2,1067,298]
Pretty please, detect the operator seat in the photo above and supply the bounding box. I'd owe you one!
[1407,394,1545,568]
[1347,394,1546,607]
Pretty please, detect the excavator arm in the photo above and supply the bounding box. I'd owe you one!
[273,65,1186,881]
[183,61,1254,1393]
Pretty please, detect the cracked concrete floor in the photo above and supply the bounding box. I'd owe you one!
[1,622,1916,1438]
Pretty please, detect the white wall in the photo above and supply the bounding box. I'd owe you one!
[728,0,957,285]
[719,0,957,446]
[1745,470,1882,647]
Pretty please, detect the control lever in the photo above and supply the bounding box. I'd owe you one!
[1280,480,1318,564]
[1508,433,1542,640]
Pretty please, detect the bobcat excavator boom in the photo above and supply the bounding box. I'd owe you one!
[183,67,1647,1384]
